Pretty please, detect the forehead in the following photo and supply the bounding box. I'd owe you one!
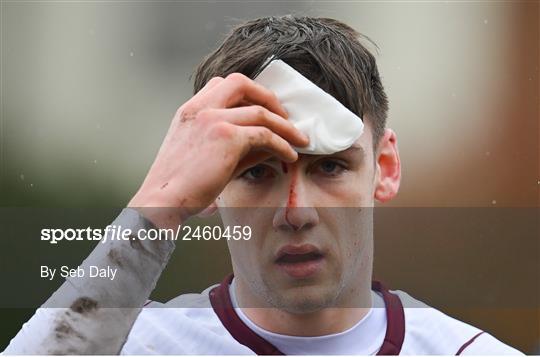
[263,138,369,165]
[263,118,374,163]
[304,122,374,159]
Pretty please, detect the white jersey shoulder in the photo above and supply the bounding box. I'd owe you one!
[393,289,523,355]
[2,285,523,355]
[120,285,254,355]
[119,286,523,355]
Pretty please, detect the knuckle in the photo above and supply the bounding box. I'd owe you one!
[176,105,197,123]
[208,76,224,86]
[175,104,188,118]
[258,127,272,141]
[195,109,212,122]
[252,105,267,119]
[208,122,236,141]
[226,72,248,87]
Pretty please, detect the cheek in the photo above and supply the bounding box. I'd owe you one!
[217,182,243,207]
[221,207,274,263]
[227,239,255,266]
[313,173,374,206]
[324,208,372,262]
[226,230,265,278]
[347,210,373,266]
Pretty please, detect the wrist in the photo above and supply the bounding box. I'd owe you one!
[128,190,191,229]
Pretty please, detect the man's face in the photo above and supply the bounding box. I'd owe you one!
[217,122,378,312]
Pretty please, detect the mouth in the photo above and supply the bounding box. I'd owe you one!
[275,244,325,279]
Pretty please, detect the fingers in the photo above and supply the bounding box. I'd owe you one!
[173,76,225,123]
[239,126,298,164]
[234,99,253,108]
[201,106,309,148]
[207,73,288,119]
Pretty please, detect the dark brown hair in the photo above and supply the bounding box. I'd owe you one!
[193,15,388,146]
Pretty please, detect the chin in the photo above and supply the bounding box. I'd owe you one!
[267,283,339,314]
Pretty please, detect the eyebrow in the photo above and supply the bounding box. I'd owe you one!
[347,143,365,156]
[350,143,362,149]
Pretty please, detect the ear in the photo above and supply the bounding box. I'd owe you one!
[374,128,401,203]
[197,200,218,217]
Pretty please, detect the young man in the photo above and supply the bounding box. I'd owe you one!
[3,15,522,355]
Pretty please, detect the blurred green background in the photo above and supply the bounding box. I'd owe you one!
[1,0,538,353]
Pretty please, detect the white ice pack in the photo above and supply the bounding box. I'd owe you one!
[254,59,364,155]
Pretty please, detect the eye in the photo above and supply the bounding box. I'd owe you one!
[315,159,347,176]
[240,164,275,183]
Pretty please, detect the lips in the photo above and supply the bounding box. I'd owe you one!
[275,244,325,279]
[277,251,323,264]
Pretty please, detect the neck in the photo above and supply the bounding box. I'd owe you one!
[233,278,372,336]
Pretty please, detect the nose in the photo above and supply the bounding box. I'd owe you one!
[272,164,319,232]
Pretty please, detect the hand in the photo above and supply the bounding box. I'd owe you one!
[128,73,309,228]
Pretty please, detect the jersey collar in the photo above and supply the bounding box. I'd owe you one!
[209,274,405,355]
